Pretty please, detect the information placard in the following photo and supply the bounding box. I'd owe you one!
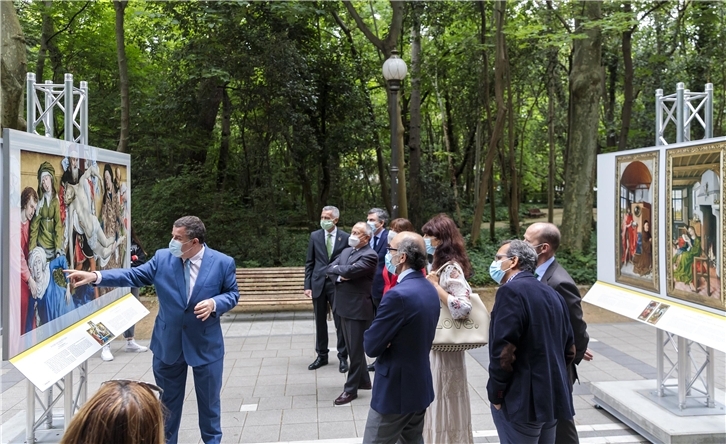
[10,293,148,391]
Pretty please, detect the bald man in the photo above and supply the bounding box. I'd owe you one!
[524,222,592,444]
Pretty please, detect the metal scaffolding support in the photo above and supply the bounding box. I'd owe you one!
[24,72,90,443]
[655,82,713,146]
[653,82,717,411]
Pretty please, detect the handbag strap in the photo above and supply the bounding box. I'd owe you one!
[434,261,455,276]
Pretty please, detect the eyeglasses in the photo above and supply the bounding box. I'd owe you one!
[387,247,398,252]
[494,254,511,260]
[102,379,164,397]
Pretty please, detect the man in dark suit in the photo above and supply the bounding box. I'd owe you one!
[304,206,350,372]
[367,207,389,308]
[362,232,440,444]
[326,222,378,405]
[366,208,389,372]
[525,222,592,444]
[66,216,239,444]
[487,240,576,444]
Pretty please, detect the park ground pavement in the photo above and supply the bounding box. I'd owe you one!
[1,305,724,444]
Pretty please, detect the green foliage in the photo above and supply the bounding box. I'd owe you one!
[553,231,597,285]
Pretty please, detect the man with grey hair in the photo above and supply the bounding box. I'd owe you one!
[66,216,239,444]
[304,206,350,372]
[524,222,591,444]
[326,222,378,405]
[487,240,576,444]
[363,232,440,444]
[366,207,389,308]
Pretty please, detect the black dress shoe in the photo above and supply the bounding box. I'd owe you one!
[308,356,328,370]
[334,391,357,405]
[367,363,375,372]
[359,381,372,390]
[339,359,349,373]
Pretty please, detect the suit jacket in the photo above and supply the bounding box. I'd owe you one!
[487,271,575,423]
[99,247,239,366]
[370,228,389,302]
[304,228,350,298]
[541,259,589,366]
[364,271,440,415]
[326,244,378,320]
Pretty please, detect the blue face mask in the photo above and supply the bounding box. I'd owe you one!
[489,259,512,284]
[424,237,436,255]
[169,238,192,258]
[384,252,398,275]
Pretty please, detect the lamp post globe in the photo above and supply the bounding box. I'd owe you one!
[383,50,407,219]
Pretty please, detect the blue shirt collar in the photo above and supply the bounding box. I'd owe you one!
[535,256,556,281]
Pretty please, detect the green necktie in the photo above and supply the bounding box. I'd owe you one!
[326,233,333,258]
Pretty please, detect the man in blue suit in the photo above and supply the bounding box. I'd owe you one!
[66,216,239,444]
[366,208,389,373]
[362,232,440,444]
[487,240,575,444]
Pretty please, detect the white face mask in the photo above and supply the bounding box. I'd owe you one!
[367,221,378,233]
[348,236,360,248]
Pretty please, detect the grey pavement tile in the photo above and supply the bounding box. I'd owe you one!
[280,421,319,441]
[179,415,201,430]
[228,366,260,378]
[282,408,318,424]
[250,350,279,358]
[221,427,243,444]
[177,428,203,444]
[261,357,291,367]
[239,424,280,443]
[286,372,317,385]
[259,364,289,376]
[355,419,368,437]
[256,374,287,386]
[318,420,357,439]
[221,397,244,413]
[244,409,282,427]
[232,357,262,368]
[318,406,355,422]
[257,396,293,411]
[276,349,304,357]
[221,411,247,428]
[291,395,318,409]
[471,413,495,430]
[351,404,370,421]
[285,383,318,397]
[252,384,287,398]
[225,351,254,361]
[221,385,257,400]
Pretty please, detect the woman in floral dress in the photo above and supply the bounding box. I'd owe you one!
[421,214,476,444]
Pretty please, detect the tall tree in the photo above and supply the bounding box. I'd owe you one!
[343,1,407,216]
[560,1,602,253]
[408,1,424,228]
[113,0,129,152]
[1,0,27,130]
[470,0,508,246]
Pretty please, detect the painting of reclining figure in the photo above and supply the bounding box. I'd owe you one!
[615,151,659,292]
[666,143,724,310]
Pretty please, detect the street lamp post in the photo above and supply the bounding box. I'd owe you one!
[382,50,407,219]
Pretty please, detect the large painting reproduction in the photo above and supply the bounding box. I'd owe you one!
[666,142,724,310]
[2,130,131,359]
[615,151,659,292]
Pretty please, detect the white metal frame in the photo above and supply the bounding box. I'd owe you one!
[654,82,717,412]
[24,72,89,443]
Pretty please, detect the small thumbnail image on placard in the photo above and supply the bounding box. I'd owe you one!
[86,321,113,346]
[647,304,670,325]
[638,301,659,321]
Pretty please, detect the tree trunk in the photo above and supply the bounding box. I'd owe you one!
[343,0,406,214]
[547,48,557,223]
[35,1,53,82]
[506,52,519,236]
[618,2,634,151]
[114,0,130,153]
[1,0,27,131]
[560,1,602,254]
[408,2,423,228]
[471,0,508,246]
[217,86,231,190]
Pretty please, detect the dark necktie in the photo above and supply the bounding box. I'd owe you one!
[184,259,191,301]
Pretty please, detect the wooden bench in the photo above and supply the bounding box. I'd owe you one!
[236,267,310,308]
[527,208,545,218]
